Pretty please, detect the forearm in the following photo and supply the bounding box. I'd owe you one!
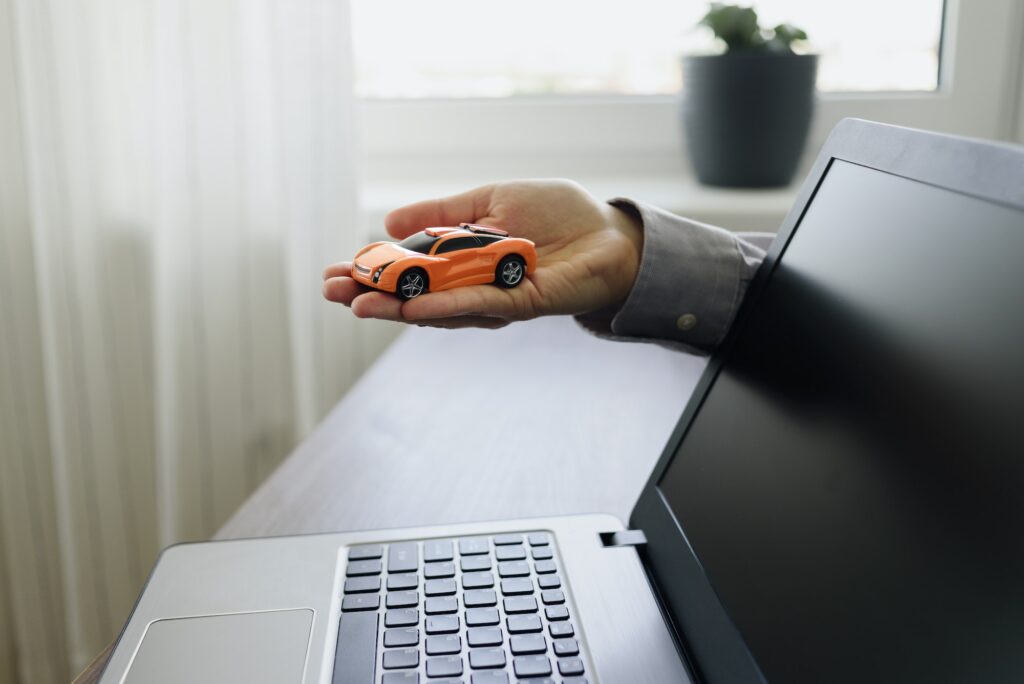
[576,198,771,354]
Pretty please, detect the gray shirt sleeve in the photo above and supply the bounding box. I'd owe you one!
[576,198,773,355]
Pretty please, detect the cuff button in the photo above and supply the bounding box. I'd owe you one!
[676,314,698,332]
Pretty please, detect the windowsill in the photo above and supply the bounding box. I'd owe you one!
[362,173,799,239]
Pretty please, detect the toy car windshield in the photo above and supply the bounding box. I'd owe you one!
[398,233,441,254]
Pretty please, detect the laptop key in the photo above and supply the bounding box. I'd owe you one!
[381,673,418,684]
[345,559,382,576]
[503,596,538,613]
[424,561,455,579]
[534,560,557,574]
[387,574,418,590]
[492,534,522,545]
[385,608,419,627]
[382,648,419,669]
[459,538,490,555]
[545,606,569,621]
[500,578,533,595]
[541,589,564,605]
[495,545,526,561]
[425,615,460,634]
[462,571,494,589]
[549,622,574,638]
[531,547,553,560]
[497,561,529,578]
[528,533,550,546]
[465,607,499,626]
[343,576,381,594]
[425,578,457,596]
[510,634,547,655]
[460,554,492,572]
[341,594,380,612]
[386,591,419,608]
[423,539,454,563]
[383,627,419,648]
[506,614,542,633]
[553,638,579,656]
[469,647,506,669]
[425,634,461,655]
[425,655,463,678]
[537,574,561,590]
[388,542,418,573]
[332,611,377,684]
[470,672,509,684]
[466,627,503,648]
[463,589,497,607]
[513,655,552,678]
[558,657,585,676]
[347,544,383,560]
[425,596,459,614]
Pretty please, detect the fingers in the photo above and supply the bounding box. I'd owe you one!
[322,276,366,306]
[384,184,496,239]
[349,291,405,320]
[322,261,352,280]
[400,286,530,321]
[329,278,535,330]
[348,291,509,329]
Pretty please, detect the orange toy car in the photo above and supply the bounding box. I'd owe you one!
[351,223,537,299]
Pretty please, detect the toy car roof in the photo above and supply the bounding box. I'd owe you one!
[459,223,509,237]
[424,227,462,237]
[423,224,509,239]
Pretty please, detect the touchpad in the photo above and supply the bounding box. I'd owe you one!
[126,609,314,683]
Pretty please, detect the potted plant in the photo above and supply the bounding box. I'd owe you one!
[682,3,817,187]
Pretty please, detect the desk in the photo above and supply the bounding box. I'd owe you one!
[74,316,707,682]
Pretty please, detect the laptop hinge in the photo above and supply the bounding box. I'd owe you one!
[599,529,647,548]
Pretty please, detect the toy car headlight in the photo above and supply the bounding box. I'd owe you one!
[372,261,394,283]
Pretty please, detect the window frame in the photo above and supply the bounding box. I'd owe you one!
[359,0,1024,182]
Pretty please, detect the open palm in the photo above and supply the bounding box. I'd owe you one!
[323,179,642,329]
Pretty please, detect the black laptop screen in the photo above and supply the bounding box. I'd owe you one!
[658,160,1024,682]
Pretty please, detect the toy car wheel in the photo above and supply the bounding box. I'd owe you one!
[396,268,428,300]
[496,255,526,288]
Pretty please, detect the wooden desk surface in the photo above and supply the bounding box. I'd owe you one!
[74,316,707,683]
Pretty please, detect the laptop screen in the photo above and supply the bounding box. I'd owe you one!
[657,159,1024,682]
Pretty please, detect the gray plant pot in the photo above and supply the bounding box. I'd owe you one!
[682,52,818,188]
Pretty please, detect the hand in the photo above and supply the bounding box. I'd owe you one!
[322,179,643,329]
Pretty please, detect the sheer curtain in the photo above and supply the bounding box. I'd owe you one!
[0,1,365,681]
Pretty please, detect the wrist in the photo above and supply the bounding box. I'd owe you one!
[607,201,643,255]
[601,201,644,305]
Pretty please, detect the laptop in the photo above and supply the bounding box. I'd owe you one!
[98,119,1024,683]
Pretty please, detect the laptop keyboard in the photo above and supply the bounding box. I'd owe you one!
[332,532,589,683]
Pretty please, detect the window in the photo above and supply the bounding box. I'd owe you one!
[475,235,504,246]
[435,237,481,254]
[352,0,945,98]
[358,2,1022,189]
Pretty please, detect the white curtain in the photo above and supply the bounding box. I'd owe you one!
[0,1,365,681]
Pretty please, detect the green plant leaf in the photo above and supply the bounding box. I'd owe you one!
[697,5,809,53]
[699,3,763,51]
[772,23,809,50]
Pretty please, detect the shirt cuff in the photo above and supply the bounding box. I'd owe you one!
[576,198,769,354]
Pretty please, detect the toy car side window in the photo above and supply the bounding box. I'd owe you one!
[435,236,481,254]
[475,235,503,245]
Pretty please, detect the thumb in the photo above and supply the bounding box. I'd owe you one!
[384,184,496,239]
